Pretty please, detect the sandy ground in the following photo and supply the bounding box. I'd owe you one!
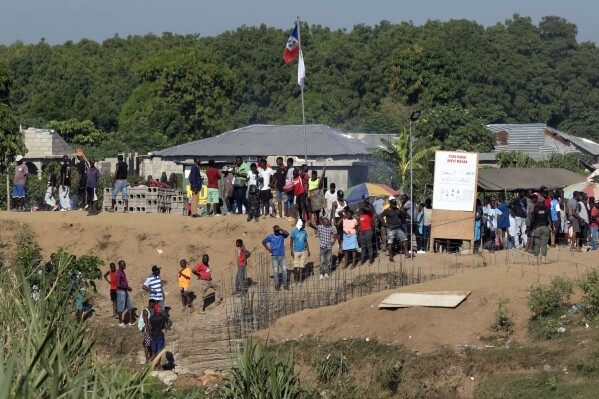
[3,210,599,359]
[255,249,599,352]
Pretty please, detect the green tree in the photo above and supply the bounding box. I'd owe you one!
[47,119,104,145]
[0,63,25,166]
[118,47,234,152]
[370,128,439,191]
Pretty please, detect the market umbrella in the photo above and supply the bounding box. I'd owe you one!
[563,181,599,199]
[345,183,400,205]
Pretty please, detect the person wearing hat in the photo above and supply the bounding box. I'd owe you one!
[290,219,311,287]
[75,150,89,208]
[149,304,172,369]
[86,159,100,215]
[330,190,348,255]
[143,265,165,315]
[379,197,410,262]
[12,155,29,212]
[59,155,72,211]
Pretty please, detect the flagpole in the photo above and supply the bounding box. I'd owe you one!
[297,15,308,164]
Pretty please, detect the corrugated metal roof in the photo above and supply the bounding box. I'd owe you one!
[486,123,599,157]
[478,168,586,192]
[152,124,374,158]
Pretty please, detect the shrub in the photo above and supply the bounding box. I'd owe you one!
[317,353,349,383]
[379,360,404,393]
[536,317,562,339]
[220,338,312,399]
[0,255,155,397]
[578,269,599,317]
[494,298,514,334]
[527,276,573,318]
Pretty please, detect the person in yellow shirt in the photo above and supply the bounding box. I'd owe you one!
[178,259,193,312]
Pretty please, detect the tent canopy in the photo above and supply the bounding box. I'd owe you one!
[477,168,586,192]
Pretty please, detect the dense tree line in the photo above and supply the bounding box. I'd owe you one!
[1,14,599,157]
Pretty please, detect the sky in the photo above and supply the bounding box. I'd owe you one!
[1,0,598,45]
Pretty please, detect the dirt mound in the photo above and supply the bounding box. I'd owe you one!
[255,250,598,353]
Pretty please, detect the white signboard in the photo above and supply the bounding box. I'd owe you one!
[432,151,478,212]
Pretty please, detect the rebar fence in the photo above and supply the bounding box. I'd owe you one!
[224,250,447,343]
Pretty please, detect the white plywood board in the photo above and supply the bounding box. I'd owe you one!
[378,291,471,309]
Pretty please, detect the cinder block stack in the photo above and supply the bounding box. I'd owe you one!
[102,187,127,212]
[102,186,186,215]
[158,188,175,213]
[170,192,187,215]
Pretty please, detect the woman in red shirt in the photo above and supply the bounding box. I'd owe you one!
[358,206,375,265]
[292,169,307,221]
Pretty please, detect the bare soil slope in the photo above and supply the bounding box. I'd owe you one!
[256,250,598,353]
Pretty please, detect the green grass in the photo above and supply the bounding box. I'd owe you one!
[475,373,597,399]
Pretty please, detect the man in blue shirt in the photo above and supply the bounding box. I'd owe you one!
[496,195,510,250]
[262,225,290,291]
[290,220,311,288]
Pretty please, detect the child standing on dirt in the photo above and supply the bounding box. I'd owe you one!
[235,239,251,294]
[178,259,193,312]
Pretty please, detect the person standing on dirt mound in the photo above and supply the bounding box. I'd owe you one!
[149,304,172,370]
[192,254,223,313]
[142,265,164,315]
[262,225,290,291]
[115,260,135,327]
[290,219,311,287]
[110,155,129,213]
[178,259,193,312]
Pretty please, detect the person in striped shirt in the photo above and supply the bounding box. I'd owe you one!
[143,265,164,315]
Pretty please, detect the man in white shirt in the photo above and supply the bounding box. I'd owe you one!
[507,211,516,249]
[324,183,337,219]
[258,158,274,218]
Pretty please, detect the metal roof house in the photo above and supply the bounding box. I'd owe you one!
[143,124,376,190]
[486,123,599,161]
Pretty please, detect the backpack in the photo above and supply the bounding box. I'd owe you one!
[138,308,149,332]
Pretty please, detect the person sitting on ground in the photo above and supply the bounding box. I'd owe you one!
[146,175,172,189]
[149,305,172,370]
[192,254,223,313]
[178,259,193,312]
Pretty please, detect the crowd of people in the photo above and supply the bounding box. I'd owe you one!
[101,256,224,369]
[476,187,598,263]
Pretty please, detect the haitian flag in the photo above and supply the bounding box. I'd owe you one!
[283,24,300,64]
